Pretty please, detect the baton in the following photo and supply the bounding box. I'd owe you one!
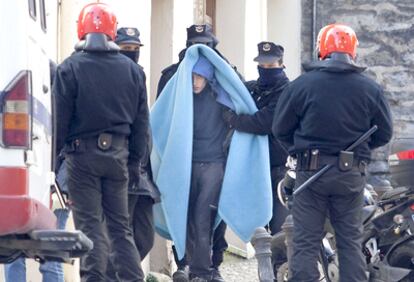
[52,180,68,210]
[293,125,378,196]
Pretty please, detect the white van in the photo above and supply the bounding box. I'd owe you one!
[0,0,91,263]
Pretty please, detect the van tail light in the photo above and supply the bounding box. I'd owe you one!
[396,150,414,160]
[1,71,32,148]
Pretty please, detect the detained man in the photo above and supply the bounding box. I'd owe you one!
[150,44,273,282]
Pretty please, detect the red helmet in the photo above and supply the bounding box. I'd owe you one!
[77,3,117,40]
[317,24,358,60]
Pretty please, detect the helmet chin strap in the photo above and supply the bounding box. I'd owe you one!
[75,33,120,52]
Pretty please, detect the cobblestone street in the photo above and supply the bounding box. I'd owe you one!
[221,253,259,282]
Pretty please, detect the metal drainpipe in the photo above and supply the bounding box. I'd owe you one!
[312,0,318,60]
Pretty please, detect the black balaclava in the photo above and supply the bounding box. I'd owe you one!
[121,50,140,63]
[257,66,284,88]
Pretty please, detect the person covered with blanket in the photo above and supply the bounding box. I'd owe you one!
[158,24,230,282]
[185,55,230,282]
[151,44,272,282]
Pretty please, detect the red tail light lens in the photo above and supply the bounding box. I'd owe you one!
[396,150,414,160]
[410,203,414,212]
[1,71,32,148]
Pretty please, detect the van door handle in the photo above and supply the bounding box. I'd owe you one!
[43,84,49,93]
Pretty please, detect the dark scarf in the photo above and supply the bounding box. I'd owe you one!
[257,66,285,88]
[120,50,140,63]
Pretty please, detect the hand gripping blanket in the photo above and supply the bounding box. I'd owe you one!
[150,44,272,259]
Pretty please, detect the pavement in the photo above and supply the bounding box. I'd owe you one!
[145,252,260,282]
[220,252,259,282]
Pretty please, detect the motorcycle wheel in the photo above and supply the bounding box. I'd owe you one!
[388,240,414,282]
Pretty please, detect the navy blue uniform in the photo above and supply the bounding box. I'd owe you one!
[273,58,392,282]
[273,60,392,160]
[55,51,148,166]
[54,42,149,282]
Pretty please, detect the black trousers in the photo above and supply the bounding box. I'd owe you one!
[106,194,154,281]
[289,166,367,282]
[66,145,143,282]
[173,220,228,269]
[269,166,290,235]
[129,195,155,259]
[186,162,225,280]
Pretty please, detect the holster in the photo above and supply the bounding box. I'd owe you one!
[297,149,320,171]
[338,151,354,172]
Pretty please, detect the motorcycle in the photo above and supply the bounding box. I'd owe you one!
[271,165,414,282]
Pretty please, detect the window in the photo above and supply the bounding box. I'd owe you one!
[28,0,36,20]
[39,0,47,32]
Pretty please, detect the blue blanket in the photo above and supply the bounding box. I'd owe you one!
[150,44,272,259]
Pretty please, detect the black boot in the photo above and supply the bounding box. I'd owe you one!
[173,266,190,282]
[211,267,225,282]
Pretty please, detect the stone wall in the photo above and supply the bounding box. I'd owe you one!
[301,0,414,191]
[301,0,414,138]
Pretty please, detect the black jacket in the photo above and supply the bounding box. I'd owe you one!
[156,48,243,98]
[272,59,393,160]
[54,50,149,166]
[235,72,290,167]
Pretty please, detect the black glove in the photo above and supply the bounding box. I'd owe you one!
[222,108,239,128]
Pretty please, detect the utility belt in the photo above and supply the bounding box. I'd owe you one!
[296,149,367,174]
[66,133,128,153]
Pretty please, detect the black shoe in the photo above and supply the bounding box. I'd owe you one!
[211,268,225,282]
[173,268,190,282]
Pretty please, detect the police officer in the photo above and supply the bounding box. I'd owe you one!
[115,26,160,260]
[223,42,290,236]
[272,24,393,281]
[54,3,148,281]
[104,27,161,282]
[116,27,144,63]
[156,24,228,282]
